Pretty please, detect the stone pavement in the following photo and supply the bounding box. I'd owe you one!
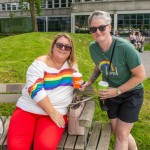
[140,51,150,78]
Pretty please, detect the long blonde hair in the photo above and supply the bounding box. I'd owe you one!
[48,33,77,68]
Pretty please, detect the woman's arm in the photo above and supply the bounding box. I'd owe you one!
[99,64,146,99]
[118,64,146,93]
[80,65,101,90]
[37,96,65,128]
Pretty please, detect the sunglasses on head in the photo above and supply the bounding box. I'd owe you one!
[89,24,109,33]
[55,43,72,51]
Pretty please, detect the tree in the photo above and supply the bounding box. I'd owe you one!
[19,0,42,32]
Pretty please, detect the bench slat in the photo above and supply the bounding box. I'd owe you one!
[57,129,68,150]
[0,84,25,93]
[0,94,21,102]
[1,84,112,150]
[86,121,102,150]
[0,117,10,150]
[79,101,95,128]
[64,135,77,150]
[74,135,85,150]
[97,123,111,150]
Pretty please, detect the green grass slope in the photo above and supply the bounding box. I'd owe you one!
[0,32,150,150]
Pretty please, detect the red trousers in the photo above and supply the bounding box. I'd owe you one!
[7,107,67,150]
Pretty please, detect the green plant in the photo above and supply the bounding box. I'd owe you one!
[0,32,150,150]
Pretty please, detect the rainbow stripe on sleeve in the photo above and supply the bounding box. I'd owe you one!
[28,78,44,99]
[28,69,73,99]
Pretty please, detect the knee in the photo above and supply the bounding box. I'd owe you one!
[116,131,129,142]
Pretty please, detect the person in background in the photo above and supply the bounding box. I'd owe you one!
[80,10,146,150]
[129,30,138,49]
[114,30,120,37]
[136,31,145,51]
[7,33,78,150]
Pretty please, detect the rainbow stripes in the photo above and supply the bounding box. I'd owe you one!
[99,60,115,72]
[28,69,73,99]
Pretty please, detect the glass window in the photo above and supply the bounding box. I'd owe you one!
[131,20,136,24]
[118,15,124,20]
[118,20,123,25]
[131,14,136,19]
[124,20,130,24]
[68,0,72,7]
[54,0,59,8]
[137,14,143,19]
[144,14,150,19]
[48,17,71,32]
[144,20,149,24]
[117,13,150,36]
[37,17,46,32]
[75,15,89,33]
[12,3,17,10]
[42,0,46,8]
[124,14,130,19]
[75,0,81,2]
[7,4,11,11]
[61,0,66,7]
[48,0,52,8]
[2,4,6,11]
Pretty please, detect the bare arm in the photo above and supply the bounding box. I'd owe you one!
[118,64,146,93]
[99,64,146,99]
[37,96,65,128]
[80,65,101,90]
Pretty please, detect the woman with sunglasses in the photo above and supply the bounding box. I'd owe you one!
[80,11,146,150]
[8,33,78,150]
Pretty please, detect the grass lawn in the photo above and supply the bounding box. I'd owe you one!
[0,32,150,150]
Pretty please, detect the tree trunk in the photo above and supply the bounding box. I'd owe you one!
[29,0,38,32]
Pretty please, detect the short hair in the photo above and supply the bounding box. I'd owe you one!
[88,10,112,27]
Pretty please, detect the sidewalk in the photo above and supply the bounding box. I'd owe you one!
[140,51,150,78]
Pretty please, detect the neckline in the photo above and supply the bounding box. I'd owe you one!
[35,60,67,70]
[96,37,115,55]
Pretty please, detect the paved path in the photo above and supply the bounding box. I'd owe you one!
[140,51,150,78]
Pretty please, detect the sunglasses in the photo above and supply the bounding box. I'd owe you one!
[55,43,72,51]
[89,24,109,33]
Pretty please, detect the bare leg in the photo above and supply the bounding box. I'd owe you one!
[128,134,138,150]
[110,118,137,150]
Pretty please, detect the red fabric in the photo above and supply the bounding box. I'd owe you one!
[7,107,67,150]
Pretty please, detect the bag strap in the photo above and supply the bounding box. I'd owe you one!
[107,38,118,82]
[70,96,93,105]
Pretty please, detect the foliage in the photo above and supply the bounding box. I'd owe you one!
[144,43,150,51]
[19,0,42,32]
[0,32,150,150]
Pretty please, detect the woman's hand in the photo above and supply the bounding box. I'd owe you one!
[98,87,118,100]
[49,109,65,128]
[79,81,91,91]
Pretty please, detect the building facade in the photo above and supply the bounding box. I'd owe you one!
[0,0,150,36]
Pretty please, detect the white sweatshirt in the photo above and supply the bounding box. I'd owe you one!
[17,60,78,115]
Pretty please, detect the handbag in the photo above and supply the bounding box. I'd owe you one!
[0,117,4,139]
[99,38,117,111]
[68,94,93,135]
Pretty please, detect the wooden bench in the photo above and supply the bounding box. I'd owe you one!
[0,83,112,150]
